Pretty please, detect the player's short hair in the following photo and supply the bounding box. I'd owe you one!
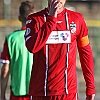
[19,1,34,22]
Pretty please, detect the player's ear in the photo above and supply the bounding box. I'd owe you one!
[18,15,22,22]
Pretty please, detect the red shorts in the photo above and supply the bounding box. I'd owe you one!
[31,93,78,100]
[10,91,30,100]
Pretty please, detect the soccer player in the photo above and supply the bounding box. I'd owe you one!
[0,1,34,100]
[24,0,95,100]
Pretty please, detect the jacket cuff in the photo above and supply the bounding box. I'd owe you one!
[86,88,95,95]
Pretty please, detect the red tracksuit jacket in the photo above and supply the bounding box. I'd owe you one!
[24,8,95,96]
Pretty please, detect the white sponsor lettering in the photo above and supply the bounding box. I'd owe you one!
[46,31,71,44]
[26,20,32,24]
[25,28,31,36]
[25,36,31,41]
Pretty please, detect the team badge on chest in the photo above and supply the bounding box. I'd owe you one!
[70,22,76,34]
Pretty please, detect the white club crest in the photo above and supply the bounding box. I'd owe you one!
[70,22,76,34]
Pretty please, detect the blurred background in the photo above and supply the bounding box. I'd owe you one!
[0,0,100,100]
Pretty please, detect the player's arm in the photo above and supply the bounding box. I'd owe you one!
[24,1,62,53]
[0,39,10,100]
[1,63,10,100]
[77,15,95,99]
[25,1,61,53]
[24,14,57,53]
[78,44,95,99]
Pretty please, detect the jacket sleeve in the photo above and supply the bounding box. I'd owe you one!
[77,15,95,96]
[0,39,10,62]
[24,14,57,53]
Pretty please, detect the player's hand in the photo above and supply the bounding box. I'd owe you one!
[49,0,62,17]
[86,94,95,100]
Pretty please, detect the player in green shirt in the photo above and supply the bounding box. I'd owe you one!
[0,1,34,100]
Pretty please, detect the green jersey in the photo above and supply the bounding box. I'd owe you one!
[6,29,33,96]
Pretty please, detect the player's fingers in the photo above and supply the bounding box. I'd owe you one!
[50,0,60,9]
